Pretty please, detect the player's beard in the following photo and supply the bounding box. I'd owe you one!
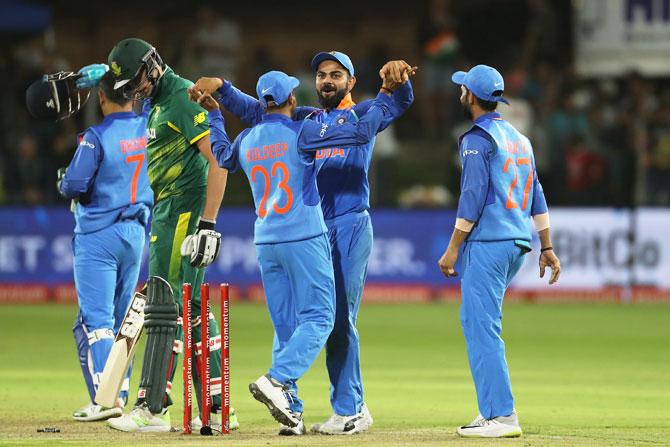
[461,100,474,121]
[317,84,348,110]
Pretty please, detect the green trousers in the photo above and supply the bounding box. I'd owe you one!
[141,191,223,413]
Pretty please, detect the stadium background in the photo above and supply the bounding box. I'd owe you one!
[1,1,669,446]
[1,0,668,302]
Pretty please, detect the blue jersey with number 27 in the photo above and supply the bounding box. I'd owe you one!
[456,112,548,244]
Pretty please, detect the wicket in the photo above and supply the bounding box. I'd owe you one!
[182,282,231,435]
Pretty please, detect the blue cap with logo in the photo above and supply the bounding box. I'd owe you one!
[256,70,300,107]
[311,51,355,76]
[451,64,509,105]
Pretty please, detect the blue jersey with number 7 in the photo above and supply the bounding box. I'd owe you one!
[59,111,153,234]
[209,93,395,244]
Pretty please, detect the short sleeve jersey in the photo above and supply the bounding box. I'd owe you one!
[146,67,210,202]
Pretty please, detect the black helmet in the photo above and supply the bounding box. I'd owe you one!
[26,71,90,121]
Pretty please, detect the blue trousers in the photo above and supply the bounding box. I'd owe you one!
[325,210,373,416]
[72,220,146,403]
[256,233,335,413]
[459,240,526,419]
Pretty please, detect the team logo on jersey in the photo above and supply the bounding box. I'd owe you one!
[147,128,156,139]
[462,149,478,156]
[111,61,122,77]
[193,112,206,126]
[336,117,346,125]
[315,148,346,159]
[80,140,96,149]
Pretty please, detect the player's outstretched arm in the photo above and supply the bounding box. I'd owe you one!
[353,60,417,129]
[298,91,395,150]
[190,77,263,126]
[194,92,240,171]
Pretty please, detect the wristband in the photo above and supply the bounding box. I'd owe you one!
[541,246,553,253]
[454,218,474,232]
[197,217,216,231]
[380,86,393,94]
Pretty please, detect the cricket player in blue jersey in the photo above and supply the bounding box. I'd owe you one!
[188,69,400,434]
[189,52,414,435]
[57,71,153,421]
[438,65,561,438]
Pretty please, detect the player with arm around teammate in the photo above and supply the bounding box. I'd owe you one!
[189,52,415,435]
[45,71,153,421]
[437,65,561,438]
[190,69,400,433]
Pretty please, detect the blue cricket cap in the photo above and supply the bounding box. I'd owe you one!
[311,51,355,76]
[256,70,300,107]
[451,64,509,105]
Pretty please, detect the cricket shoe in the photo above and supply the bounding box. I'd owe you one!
[279,416,305,436]
[457,411,522,438]
[72,402,122,422]
[107,402,171,432]
[191,407,240,432]
[249,374,301,427]
[311,403,373,435]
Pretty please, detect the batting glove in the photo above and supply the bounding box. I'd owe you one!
[57,167,78,212]
[180,218,221,268]
[56,167,67,193]
[76,63,109,89]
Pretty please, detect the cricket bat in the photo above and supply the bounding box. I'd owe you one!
[95,291,147,408]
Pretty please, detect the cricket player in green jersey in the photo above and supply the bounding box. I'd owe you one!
[103,38,238,432]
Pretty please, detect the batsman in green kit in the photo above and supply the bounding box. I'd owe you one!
[103,38,238,432]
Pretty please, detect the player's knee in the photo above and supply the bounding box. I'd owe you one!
[317,312,335,336]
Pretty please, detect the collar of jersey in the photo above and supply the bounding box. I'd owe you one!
[261,113,293,122]
[102,111,137,122]
[336,93,356,110]
[474,111,502,124]
[152,66,174,102]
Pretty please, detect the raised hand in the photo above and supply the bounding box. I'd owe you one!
[76,64,109,89]
[192,92,220,112]
[188,77,224,102]
[379,60,418,91]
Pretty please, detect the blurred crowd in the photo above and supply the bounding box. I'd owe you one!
[1,0,669,208]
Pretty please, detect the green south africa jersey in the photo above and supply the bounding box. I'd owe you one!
[146,67,210,202]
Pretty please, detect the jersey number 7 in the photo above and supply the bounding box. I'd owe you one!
[125,153,145,204]
[503,157,533,211]
[251,162,294,218]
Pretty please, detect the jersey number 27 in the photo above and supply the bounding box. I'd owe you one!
[503,157,533,211]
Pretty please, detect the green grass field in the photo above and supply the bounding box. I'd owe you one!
[1,301,669,446]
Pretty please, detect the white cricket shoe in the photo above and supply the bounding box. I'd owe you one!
[361,403,373,427]
[72,402,122,422]
[278,416,305,436]
[107,403,171,432]
[249,374,301,427]
[191,407,240,432]
[311,403,372,435]
[457,411,522,438]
